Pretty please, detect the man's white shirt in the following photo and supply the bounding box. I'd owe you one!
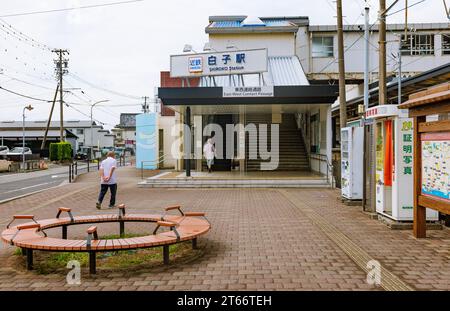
[100,157,117,185]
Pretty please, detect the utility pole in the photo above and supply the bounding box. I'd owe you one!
[364,3,370,111]
[142,96,149,113]
[378,0,387,105]
[53,49,69,142]
[337,0,347,127]
[41,84,59,150]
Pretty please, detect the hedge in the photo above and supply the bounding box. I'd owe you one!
[49,142,72,161]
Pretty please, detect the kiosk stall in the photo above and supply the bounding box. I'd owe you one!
[365,105,439,221]
[398,82,450,238]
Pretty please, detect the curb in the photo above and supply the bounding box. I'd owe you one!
[0,181,66,205]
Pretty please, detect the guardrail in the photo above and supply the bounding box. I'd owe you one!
[69,155,128,183]
[140,155,166,179]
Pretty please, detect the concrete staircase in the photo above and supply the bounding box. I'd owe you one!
[245,114,310,171]
[138,176,330,188]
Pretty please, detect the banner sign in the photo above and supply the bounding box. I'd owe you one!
[170,48,268,78]
[223,86,274,97]
[365,104,408,119]
[136,113,157,170]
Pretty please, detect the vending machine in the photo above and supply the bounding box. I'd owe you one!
[365,105,439,221]
[341,126,364,200]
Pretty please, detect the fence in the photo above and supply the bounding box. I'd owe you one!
[68,155,128,183]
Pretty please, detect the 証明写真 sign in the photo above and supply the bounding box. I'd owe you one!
[170,48,268,78]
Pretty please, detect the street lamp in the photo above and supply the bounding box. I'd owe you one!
[22,104,33,171]
[90,100,109,159]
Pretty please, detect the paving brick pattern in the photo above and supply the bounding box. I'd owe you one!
[0,167,448,291]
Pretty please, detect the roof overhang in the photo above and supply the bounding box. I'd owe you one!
[158,86,338,107]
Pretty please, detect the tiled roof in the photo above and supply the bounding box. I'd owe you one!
[210,20,295,28]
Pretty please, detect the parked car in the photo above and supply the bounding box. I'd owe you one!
[7,147,32,155]
[75,146,91,160]
[114,147,125,158]
[0,159,12,172]
[0,146,9,155]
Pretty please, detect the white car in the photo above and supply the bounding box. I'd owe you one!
[0,146,9,155]
[0,159,12,172]
[7,147,32,155]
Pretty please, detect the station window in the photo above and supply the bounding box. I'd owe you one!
[76,128,84,135]
[312,36,334,58]
[400,34,434,56]
[442,34,450,55]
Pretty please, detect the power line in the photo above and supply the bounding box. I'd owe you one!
[0,0,145,18]
[316,0,428,74]
[0,73,55,90]
[68,73,142,100]
[0,85,52,102]
[0,19,54,51]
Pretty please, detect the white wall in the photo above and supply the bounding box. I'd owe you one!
[309,105,332,177]
[305,31,450,77]
[158,115,176,168]
[209,33,295,56]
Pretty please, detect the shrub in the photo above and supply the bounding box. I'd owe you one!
[49,142,72,161]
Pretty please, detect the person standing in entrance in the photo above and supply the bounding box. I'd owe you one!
[203,138,215,173]
[96,151,118,209]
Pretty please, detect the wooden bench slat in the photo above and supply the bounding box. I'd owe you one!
[13,215,35,219]
[86,226,97,234]
[157,220,178,227]
[16,223,40,230]
[184,212,205,217]
[58,207,71,212]
[165,205,181,211]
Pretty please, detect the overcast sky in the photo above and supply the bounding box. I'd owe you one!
[0,0,447,129]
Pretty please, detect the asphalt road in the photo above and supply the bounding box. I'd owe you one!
[0,164,95,202]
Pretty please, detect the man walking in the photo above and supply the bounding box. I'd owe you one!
[96,151,118,209]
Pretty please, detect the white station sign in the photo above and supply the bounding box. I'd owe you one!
[170,48,268,78]
[365,104,409,119]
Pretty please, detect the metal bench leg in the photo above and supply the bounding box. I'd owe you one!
[192,238,198,250]
[26,249,33,270]
[62,225,67,239]
[89,251,96,274]
[119,221,125,238]
[163,245,169,265]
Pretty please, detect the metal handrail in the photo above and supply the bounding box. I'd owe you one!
[140,154,169,179]
[310,153,335,188]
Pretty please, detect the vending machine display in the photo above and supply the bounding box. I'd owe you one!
[341,126,364,200]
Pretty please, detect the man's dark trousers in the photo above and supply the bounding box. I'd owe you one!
[98,183,117,207]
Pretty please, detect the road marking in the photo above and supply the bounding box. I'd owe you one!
[51,175,60,178]
[1,182,57,194]
[279,189,414,291]
[0,186,90,225]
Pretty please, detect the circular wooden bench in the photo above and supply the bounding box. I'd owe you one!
[1,205,211,274]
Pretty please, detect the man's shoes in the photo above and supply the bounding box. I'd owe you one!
[96,202,101,210]
[108,205,115,209]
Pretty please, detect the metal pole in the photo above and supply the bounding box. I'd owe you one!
[184,106,191,177]
[90,104,94,160]
[22,107,25,172]
[364,4,370,111]
[398,40,402,106]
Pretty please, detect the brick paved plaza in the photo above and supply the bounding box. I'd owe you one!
[0,166,449,291]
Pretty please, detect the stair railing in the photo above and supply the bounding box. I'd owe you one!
[310,153,335,189]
